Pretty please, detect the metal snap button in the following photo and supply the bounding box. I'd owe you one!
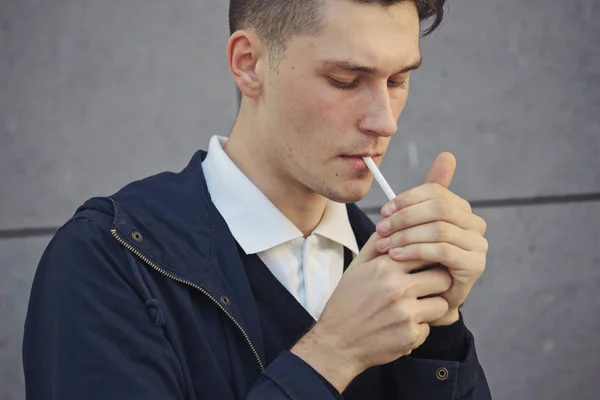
[220,295,231,306]
[131,231,143,242]
[436,367,449,380]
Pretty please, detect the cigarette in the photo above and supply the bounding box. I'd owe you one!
[363,157,396,201]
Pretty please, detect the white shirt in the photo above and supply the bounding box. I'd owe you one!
[202,135,359,320]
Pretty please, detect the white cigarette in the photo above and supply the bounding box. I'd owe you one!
[363,157,396,201]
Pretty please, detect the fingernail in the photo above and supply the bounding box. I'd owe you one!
[382,202,396,217]
[377,220,391,234]
[376,238,390,250]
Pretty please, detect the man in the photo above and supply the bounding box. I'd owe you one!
[23,0,491,398]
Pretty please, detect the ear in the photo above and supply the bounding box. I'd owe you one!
[227,30,265,99]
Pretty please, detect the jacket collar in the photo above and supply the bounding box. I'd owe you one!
[101,150,375,363]
[107,149,374,283]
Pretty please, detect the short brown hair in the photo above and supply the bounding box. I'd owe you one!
[229,0,446,59]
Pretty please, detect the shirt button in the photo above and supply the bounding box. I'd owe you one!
[436,367,449,380]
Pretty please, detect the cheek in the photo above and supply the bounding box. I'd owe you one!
[290,84,336,124]
[298,93,358,150]
[280,71,349,127]
[394,92,409,116]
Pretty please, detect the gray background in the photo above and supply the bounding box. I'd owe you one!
[1,0,599,399]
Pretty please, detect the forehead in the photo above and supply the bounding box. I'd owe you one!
[287,0,421,72]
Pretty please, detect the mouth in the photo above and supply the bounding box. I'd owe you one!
[339,154,383,171]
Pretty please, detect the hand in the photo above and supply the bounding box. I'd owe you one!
[291,231,452,392]
[374,152,488,325]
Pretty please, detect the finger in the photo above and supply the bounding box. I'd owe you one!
[370,253,428,275]
[377,198,486,236]
[399,322,431,356]
[381,152,460,219]
[399,297,450,325]
[375,221,489,253]
[414,322,431,349]
[414,296,451,323]
[405,267,452,298]
[424,152,456,189]
[352,232,384,265]
[381,182,472,218]
[389,242,486,281]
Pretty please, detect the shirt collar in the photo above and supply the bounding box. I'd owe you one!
[313,201,360,255]
[202,135,359,256]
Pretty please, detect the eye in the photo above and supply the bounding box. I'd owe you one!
[328,77,359,90]
[388,79,408,89]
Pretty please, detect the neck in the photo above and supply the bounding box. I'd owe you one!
[224,107,327,237]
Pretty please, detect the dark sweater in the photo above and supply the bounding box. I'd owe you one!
[239,245,468,399]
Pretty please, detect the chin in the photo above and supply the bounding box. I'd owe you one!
[320,180,371,204]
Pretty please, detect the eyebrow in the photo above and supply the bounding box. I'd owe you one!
[322,56,422,75]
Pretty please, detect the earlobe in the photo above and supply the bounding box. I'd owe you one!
[227,31,263,98]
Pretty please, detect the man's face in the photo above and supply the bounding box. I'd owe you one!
[257,0,421,203]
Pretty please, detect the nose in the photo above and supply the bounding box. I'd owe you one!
[358,88,399,138]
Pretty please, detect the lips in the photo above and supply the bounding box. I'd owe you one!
[342,153,383,158]
[340,154,383,171]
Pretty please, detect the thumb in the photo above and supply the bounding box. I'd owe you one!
[352,232,383,265]
[424,152,457,189]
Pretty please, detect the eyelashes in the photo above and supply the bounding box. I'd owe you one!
[328,77,360,89]
[388,80,409,89]
[327,77,408,90]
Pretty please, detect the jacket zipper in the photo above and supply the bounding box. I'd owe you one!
[111,229,265,371]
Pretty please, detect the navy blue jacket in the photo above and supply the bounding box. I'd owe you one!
[23,150,491,399]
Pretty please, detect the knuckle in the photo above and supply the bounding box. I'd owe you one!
[393,301,407,320]
[421,323,431,343]
[409,244,421,259]
[438,269,453,291]
[397,192,410,208]
[474,214,487,235]
[397,209,410,228]
[394,300,413,322]
[477,255,487,274]
[382,278,407,305]
[432,221,447,241]
[398,232,408,246]
[381,284,400,308]
[445,275,453,291]
[436,242,450,259]
[463,199,473,213]
[481,237,489,252]
[375,256,390,271]
[438,297,450,314]
[481,218,488,235]
[403,284,417,300]
[392,231,406,247]
[394,286,410,304]
[435,198,452,219]
[431,182,444,196]
[406,324,422,348]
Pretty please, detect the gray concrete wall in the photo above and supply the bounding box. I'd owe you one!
[1,0,599,399]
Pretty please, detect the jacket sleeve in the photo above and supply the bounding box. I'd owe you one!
[22,217,186,400]
[384,318,492,400]
[23,216,341,400]
[246,351,343,400]
[245,327,492,400]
